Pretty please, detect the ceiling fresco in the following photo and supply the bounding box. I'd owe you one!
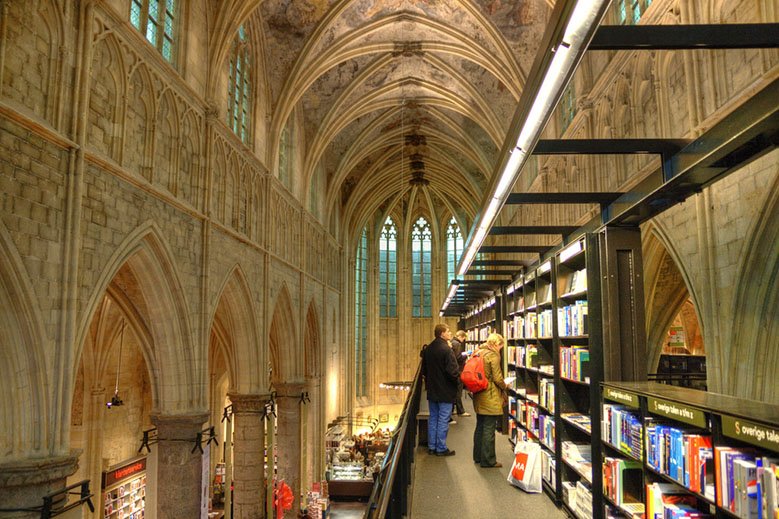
[250,0,552,232]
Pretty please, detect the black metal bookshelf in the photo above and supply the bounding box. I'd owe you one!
[601,381,779,519]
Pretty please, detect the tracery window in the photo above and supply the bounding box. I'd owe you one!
[130,0,176,62]
[355,228,368,397]
[227,26,252,143]
[411,217,432,318]
[379,217,397,318]
[446,217,463,285]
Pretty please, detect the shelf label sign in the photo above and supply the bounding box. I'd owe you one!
[604,387,639,408]
[103,457,146,488]
[648,397,706,428]
[722,415,779,453]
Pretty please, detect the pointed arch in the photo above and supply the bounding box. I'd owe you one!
[642,222,703,373]
[155,89,179,192]
[304,301,322,379]
[88,33,124,162]
[730,168,779,403]
[209,266,261,394]
[77,222,198,413]
[269,283,299,385]
[0,223,48,459]
[125,64,155,179]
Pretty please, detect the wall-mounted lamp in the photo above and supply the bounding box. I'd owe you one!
[107,320,126,409]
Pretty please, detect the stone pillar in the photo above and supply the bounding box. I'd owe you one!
[85,387,107,519]
[0,454,79,518]
[151,413,208,519]
[275,382,305,517]
[228,393,269,519]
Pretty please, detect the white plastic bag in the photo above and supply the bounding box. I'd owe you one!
[507,440,542,493]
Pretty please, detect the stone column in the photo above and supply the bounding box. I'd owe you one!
[275,382,305,517]
[85,387,107,519]
[228,393,268,519]
[0,454,79,518]
[151,413,208,519]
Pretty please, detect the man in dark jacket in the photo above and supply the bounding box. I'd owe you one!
[421,324,460,456]
[450,330,471,417]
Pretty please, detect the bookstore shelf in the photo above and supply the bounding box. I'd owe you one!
[602,440,642,464]
[602,381,779,519]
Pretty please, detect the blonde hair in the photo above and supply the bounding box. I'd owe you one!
[485,332,505,349]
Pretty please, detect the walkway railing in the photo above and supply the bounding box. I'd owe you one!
[363,362,423,519]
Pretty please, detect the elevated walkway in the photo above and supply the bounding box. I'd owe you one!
[410,395,565,518]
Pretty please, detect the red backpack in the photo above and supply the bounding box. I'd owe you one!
[461,351,489,393]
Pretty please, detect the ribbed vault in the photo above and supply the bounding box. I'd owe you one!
[227,0,553,239]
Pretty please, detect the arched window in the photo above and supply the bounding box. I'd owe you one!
[227,26,252,143]
[355,228,368,397]
[411,217,432,318]
[446,217,463,285]
[379,217,397,318]
[130,0,177,63]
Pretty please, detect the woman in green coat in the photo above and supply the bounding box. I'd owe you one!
[472,333,508,468]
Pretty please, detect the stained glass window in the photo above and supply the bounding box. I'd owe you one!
[379,217,397,318]
[130,0,176,63]
[355,228,368,397]
[227,27,252,143]
[411,217,432,318]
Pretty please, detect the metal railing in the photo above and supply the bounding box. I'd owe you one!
[363,363,423,519]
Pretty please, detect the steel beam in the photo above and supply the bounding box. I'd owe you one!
[478,245,549,254]
[534,138,689,155]
[490,226,579,236]
[506,192,624,205]
[590,24,779,50]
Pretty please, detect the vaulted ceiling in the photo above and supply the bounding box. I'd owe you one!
[226,0,553,235]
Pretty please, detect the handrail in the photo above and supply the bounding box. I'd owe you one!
[363,362,423,519]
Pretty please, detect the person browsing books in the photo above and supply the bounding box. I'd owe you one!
[421,324,460,456]
[472,333,508,468]
[450,330,471,417]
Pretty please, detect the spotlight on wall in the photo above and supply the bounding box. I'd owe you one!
[107,319,126,409]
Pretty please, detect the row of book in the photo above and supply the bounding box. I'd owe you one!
[603,457,643,506]
[645,424,714,498]
[563,441,593,484]
[562,268,588,296]
[560,345,590,382]
[715,448,779,519]
[603,404,644,460]
[541,449,557,491]
[539,413,556,452]
[646,482,712,519]
[465,325,493,342]
[558,300,589,337]
[540,378,555,413]
[562,412,593,434]
[562,480,593,519]
[504,315,525,340]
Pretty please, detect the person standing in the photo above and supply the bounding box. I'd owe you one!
[421,324,460,456]
[450,330,471,417]
[472,333,508,468]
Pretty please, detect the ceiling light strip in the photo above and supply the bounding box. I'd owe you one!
[440,0,611,316]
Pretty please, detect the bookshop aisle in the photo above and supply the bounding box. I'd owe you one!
[410,411,565,518]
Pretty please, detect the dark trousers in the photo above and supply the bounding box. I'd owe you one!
[455,378,465,415]
[473,414,499,467]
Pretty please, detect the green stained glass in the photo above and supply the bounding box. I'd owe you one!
[148,0,159,20]
[130,1,142,29]
[146,23,158,46]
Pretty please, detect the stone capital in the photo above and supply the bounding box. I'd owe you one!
[273,382,306,398]
[228,392,271,414]
[0,452,80,488]
[151,412,209,440]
